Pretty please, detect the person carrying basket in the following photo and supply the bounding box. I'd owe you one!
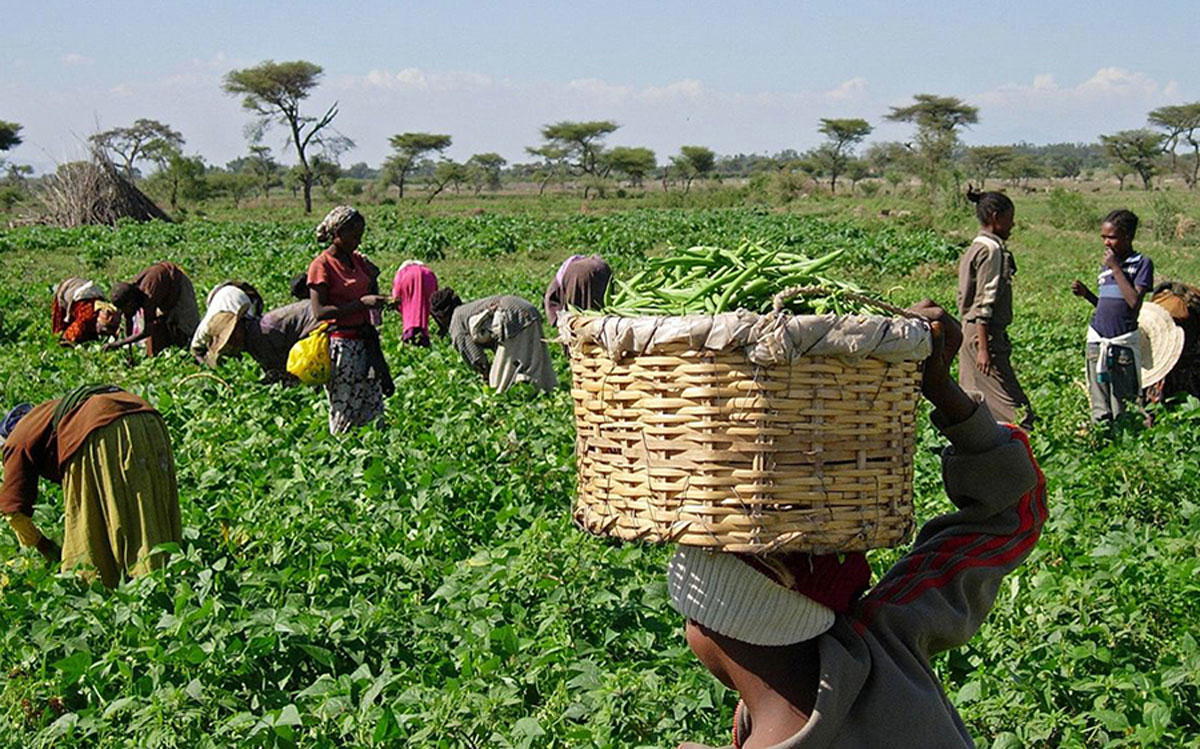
[671,301,1046,748]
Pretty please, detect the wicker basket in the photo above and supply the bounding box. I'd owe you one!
[562,288,932,554]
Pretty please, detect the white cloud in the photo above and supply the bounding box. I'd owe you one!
[826,77,868,100]
[61,53,93,66]
[353,68,494,92]
[967,67,1187,143]
[976,67,1171,108]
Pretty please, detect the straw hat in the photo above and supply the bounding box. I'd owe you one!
[203,311,245,367]
[1139,301,1185,388]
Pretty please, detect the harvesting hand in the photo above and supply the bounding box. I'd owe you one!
[359,294,389,310]
[36,536,61,564]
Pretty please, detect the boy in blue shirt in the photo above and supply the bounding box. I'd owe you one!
[1071,209,1153,422]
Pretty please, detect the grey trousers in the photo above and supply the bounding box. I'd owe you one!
[1086,342,1140,422]
[960,324,1036,431]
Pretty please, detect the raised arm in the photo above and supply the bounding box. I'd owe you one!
[855,301,1046,657]
[1104,250,1145,310]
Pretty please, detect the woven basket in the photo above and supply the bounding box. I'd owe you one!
[562,288,932,554]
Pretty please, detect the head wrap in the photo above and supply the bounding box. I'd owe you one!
[667,547,870,647]
[1,403,33,438]
[315,205,363,244]
[94,301,118,315]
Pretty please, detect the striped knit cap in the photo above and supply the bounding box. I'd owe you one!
[667,546,871,646]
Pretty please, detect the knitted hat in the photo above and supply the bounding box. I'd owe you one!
[667,546,871,647]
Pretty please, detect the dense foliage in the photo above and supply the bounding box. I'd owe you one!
[0,207,1198,747]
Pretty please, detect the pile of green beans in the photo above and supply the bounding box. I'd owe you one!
[603,242,879,316]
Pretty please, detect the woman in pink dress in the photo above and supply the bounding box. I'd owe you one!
[391,260,439,347]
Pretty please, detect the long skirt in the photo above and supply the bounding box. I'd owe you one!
[959,323,1036,432]
[327,337,384,433]
[489,322,558,393]
[60,412,182,588]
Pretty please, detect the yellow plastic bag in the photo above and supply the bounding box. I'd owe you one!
[287,322,331,386]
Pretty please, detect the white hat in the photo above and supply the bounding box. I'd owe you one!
[1139,302,1185,388]
[666,546,834,647]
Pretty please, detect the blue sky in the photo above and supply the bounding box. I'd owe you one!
[3,0,1197,173]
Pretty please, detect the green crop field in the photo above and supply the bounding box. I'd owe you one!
[2,194,1200,747]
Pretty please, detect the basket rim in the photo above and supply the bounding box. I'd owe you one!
[560,309,932,365]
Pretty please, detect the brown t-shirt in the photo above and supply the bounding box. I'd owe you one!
[134,261,187,314]
[0,392,156,515]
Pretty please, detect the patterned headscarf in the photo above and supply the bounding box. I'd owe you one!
[315,205,363,244]
[1,403,33,438]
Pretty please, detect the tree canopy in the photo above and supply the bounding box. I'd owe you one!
[1100,129,1165,190]
[672,145,716,193]
[886,94,978,190]
[223,60,339,213]
[89,119,184,177]
[0,121,22,152]
[383,133,453,199]
[1148,102,1200,189]
[607,146,656,187]
[815,118,872,193]
[536,120,619,195]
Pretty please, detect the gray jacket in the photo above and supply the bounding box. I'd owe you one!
[729,402,1045,748]
[449,296,541,373]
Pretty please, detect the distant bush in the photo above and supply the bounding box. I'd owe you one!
[1046,187,1095,231]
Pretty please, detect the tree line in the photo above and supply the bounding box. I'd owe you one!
[3,59,1199,213]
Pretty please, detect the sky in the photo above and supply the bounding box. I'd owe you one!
[3,0,1198,174]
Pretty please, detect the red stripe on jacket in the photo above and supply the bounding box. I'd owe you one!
[858,428,1046,623]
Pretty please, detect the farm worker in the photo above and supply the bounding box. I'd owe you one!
[956,188,1036,432]
[1146,281,1200,400]
[188,281,264,363]
[544,254,612,327]
[106,261,201,356]
[670,301,1045,749]
[432,289,558,393]
[0,386,183,588]
[1071,209,1153,422]
[50,277,120,345]
[198,300,318,383]
[306,206,393,433]
[392,260,438,347]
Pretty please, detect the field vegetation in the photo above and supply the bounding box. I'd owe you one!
[0,186,1199,746]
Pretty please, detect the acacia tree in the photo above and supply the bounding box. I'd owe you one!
[246,145,281,198]
[815,118,872,193]
[466,152,507,194]
[535,120,618,197]
[672,145,716,193]
[223,60,340,214]
[963,146,1014,188]
[0,121,22,152]
[144,141,207,210]
[383,133,452,199]
[606,146,656,187]
[1100,129,1165,190]
[1148,102,1200,189]
[885,94,978,190]
[89,119,183,177]
[525,145,569,195]
[425,160,468,203]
